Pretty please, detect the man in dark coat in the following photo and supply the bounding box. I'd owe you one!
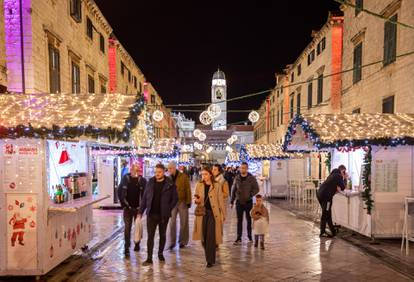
[118,163,147,256]
[139,163,178,265]
[230,162,259,244]
[317,166,346,237]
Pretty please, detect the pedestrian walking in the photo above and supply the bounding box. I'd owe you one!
[193,167,226,268]
[167,161,192,250]
[117,163,147,256]
[250,194,269,250]
[212,164,229,219]
[230,162,259,245]
[139,164,178,265]
[316,166,346,238]
[224,166,234,190]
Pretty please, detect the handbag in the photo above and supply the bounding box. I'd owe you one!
[134,216,143,243]
[194,194,208,216]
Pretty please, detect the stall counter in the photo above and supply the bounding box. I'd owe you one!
[332,191,371,237]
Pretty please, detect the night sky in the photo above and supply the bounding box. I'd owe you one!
[95,1,340,124]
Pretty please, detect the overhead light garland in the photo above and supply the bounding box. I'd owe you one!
[199,111,213,125]
[361,146,373,215]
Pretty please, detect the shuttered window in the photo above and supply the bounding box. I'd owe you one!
[86,18,93,39]
[296,93,301,115]
[49,45,60,93]
[317,74,323,104]
[70,0,82,22]
[382,96,394,113]
[307,82,313,109]
[383,14,397,66]
[88,75,95,93]
[355,0,363,16]
[290,94,294,119]
[71,62,80,94]
[100,34,105,53]
[353,42,363,84]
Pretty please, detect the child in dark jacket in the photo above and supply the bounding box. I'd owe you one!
[250,194,269,249]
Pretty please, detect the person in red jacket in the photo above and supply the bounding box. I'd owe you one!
[9,212,27,246]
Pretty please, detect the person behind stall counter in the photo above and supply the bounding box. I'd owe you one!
[316,165,347,238]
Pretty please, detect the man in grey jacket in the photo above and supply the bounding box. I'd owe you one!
[230,162,259,245]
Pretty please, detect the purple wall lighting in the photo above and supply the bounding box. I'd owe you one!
[4,0,32,93]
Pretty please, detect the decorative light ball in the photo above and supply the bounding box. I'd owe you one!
[207,104,222,119]
[198,132,207,141]
[193,129,202,138]
[152,110,164,122]
[248,111,260,123]
[193,141,199,148]
[199,111,213,125]
[206,146,213,154]
[196,143,203,150]
[231,135,238,142]
[225,145,233,152]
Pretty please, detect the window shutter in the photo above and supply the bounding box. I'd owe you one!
[307,82,312,109]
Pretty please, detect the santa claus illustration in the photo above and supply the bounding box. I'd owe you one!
[9,212,27,246]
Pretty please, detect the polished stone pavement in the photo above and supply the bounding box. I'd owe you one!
[40,201,412,282]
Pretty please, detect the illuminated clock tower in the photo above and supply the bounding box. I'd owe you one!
[211,69,227,130]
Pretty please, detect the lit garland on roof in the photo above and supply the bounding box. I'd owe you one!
[0,93,145,142]
[283,114,414,151]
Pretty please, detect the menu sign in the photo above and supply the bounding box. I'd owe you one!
[374,159,398,192]
[3,143,42,193]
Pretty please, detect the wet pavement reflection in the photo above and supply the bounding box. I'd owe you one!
[5,203,413,281]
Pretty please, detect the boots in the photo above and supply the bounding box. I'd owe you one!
[260,240,265,250]
[254,239,258,248]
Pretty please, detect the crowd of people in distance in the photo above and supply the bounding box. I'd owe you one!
[118,160,348,268]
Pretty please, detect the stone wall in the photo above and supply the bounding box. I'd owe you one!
[0,0,6,90]
[341,0,414,113]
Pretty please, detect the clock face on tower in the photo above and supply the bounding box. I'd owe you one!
[215,89,223,100]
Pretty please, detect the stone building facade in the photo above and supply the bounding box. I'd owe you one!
[108,36,145,94]
[341,0,414,113]
[0,1,6,92]
[3,0,112,93]
[254,12,344,144]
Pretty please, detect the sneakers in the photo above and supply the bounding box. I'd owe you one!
[168,244,176,251]
[319,232,335,238]
[233,239,242,245]
[179,244,186,249]
[124,248,130,257]
[142,259,153,266]
[206,263,213,268]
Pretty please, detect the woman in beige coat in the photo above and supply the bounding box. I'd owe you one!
[192,167,225,267]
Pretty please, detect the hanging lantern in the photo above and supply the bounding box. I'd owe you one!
[152,110,164,122]
[198,132,207,141]
[207,104,222,119]
[248,111,260,123]
[199,111,213,125]
[193,129,202,138]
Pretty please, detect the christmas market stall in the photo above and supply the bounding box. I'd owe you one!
[283,113,414,238]
[0,93,145,276]
[141,138,178,178]
[241,144,301,198]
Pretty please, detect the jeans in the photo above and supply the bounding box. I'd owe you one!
[169,202,189,246]
[318,197,336,235]
[236,200,253,240]
[123,207,139,248]
[147,214,169,258]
